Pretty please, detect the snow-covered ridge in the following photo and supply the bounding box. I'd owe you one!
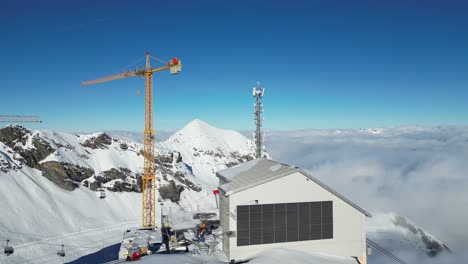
[0,120,257,194]
[0,120,258,263]
[367,213,451,261]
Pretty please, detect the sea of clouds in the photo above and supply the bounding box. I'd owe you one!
[263,126,468,262]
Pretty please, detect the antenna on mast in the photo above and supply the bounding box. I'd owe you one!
[253,82,265,158]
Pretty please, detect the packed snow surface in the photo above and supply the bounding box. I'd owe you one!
[137,249,356,264]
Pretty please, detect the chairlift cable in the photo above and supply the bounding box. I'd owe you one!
[367,238,409,264]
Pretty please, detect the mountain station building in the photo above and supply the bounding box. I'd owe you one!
[217,158,371,263]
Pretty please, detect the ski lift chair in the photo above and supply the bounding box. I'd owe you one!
[57,245,65,257]
[4,240,14,256]
[97,188,106,199]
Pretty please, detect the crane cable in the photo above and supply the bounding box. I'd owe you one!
[0,221,138,250]
[31,239,122,264]
[119,56,145,73]
[149,55,167,65]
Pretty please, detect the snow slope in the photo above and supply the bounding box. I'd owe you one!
[0,166,141,264]
[136,249,357,264]
[0,120,257,264]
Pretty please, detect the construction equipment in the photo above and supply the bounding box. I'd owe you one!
[82,52,182,227]
[0,115,42,123]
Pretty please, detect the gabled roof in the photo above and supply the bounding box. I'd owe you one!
[217,158,371,217]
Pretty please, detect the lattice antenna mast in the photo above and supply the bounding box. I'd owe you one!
[253,82,265,158]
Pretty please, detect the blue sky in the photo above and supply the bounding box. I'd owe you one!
[1,0,467,132]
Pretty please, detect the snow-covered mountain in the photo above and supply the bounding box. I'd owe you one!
[0,119,256,264]
[158,119,257,191]
[0,120,458,263]
[367,213,452,263]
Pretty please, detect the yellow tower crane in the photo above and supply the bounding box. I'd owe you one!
[0,115,42,123]
[82,52,182,227]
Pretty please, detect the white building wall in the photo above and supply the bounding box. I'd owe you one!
[219,192,230,254]
[224,172,367,263]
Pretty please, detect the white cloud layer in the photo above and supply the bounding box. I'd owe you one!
[262,126,468,258]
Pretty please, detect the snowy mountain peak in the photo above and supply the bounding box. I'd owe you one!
[175,119,235,140]
[367,212,451,259]
[165,119,254,155]
[159,119,256,190]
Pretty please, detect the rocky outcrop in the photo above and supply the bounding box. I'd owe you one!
[0,126,55,169]
[107,180,136,192]
[91,168,140,192]
[174,171,202,192]
[159,180,184,202]
[81,133,112,149]
[119,143,128,150]
[40,161,94,191]
[392,215,452,256]
[225,153,255,168]
[0,125,30,148]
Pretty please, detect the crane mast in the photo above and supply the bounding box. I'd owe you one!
[82,52,181,228]
[0,115,42,123]
[142,52,156,227]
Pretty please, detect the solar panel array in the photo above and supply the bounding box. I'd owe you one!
[237,201,333,246]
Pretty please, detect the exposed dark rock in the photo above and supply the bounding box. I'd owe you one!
[89,181,102,191]
[241,154,254,161]
[175,152,183,163]
[93,168,136,188]
[120,167,132,174]
[156,153,173,165]
[173,171,185,182]
[14,139,54,168]
[0,125,30,148]
[393,215,418,234]
[107,181,135,192]
[419,228,447,257]
[392,215,451,257]
[102,168,127,181]
[225,162,239,168]
[39,161,94,191]
[0,126,54,168]
[174,171,202,192]
[159,180,184,202]
[120,143,128,150]
[53,140,73,150]
[136,174,142,191]
[94,175,111,184]
[81,133,112,149]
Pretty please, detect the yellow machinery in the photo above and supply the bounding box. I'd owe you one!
[0,115,42,123]
[82,52,182,227]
